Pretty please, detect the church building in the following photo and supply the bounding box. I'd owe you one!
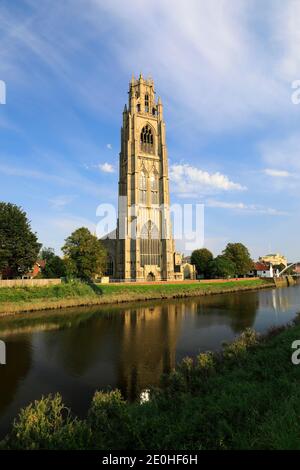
[102,74,195,282]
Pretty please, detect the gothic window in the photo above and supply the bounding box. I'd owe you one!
[136,103,141,113]
[105,255,114,277]
[139,170,147,204]
[140,125,154,154]
[140,220,161,267]
[150,172,159,204]
[152,107,156,116]
[145,94,149,113]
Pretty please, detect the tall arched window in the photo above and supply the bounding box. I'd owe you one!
[145,94,149,113]
[140,220,160,267]
[105,255,114,277]
[150,172,159,204]
[140,125,154,154]
[139,170,147,204]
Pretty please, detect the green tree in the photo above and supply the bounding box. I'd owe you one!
[222,243,253,277]
[208,255,236,279]
[0,202,41,278]
[62,227,106,280]
[191,248,213,278]
[39,247,55,262]
[39,247,66,279]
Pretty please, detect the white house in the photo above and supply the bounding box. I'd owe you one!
[249,262,279,278]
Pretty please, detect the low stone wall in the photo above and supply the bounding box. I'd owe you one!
[108,277,261,286]
[274,276,296,288]
[0,279,62,288]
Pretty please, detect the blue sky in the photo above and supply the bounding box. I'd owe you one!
[0,0,299,261]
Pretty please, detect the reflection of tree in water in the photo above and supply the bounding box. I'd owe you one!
[194,291,259,334]
[41,311,126,377]
[0,338,31,415]
[226,293,258,333]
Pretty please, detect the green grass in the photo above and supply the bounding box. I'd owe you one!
[2,320,300,450]
[0,279,271,315]
[99,278,267,295]
[0,281,95,302]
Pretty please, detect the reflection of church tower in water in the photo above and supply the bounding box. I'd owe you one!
[112,74,175,281]
[117,303,184,400]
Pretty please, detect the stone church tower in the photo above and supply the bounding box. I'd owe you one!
[102,75,196,281]
[107,74,175,281]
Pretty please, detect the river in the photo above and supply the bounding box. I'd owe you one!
[0,283,299,437]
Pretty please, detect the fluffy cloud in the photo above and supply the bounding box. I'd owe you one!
[98,162,115,173]
[169,163,246,196]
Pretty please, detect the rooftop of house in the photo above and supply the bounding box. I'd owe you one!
[253,262,271,271]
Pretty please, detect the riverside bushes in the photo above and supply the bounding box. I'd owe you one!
[3,321,300,450]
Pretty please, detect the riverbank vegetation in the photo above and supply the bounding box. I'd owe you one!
[191,243,254,279]
[0,278,272,315]
[2,318,300,450]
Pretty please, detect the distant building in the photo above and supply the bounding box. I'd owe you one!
[259,253,287,267]
[173,253,196,280]
[22,260,46,279]
[249,262,279,278]
[1,260,46,280]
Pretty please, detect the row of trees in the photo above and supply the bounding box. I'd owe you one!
[191,244,254,279]
[0,202,107,280]
[1,202,255,281]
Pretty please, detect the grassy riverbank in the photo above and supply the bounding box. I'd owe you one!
[2,318,300,450]
[0,278,272,316]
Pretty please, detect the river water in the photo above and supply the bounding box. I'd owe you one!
[0,284,299,437]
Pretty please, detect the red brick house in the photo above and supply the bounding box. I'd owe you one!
[1,260,46,280]
[22,260,46,279]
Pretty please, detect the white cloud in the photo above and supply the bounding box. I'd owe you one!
[276,1,300,80]
[1,0,297,133]
[89,0,292,132]
[169,163,246,196]
[48,195,75,210]
[259,135,300,196]
[264,169,291,178]
[207,199,289,216]
[207,200,247,210]
[98,162,115,173]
